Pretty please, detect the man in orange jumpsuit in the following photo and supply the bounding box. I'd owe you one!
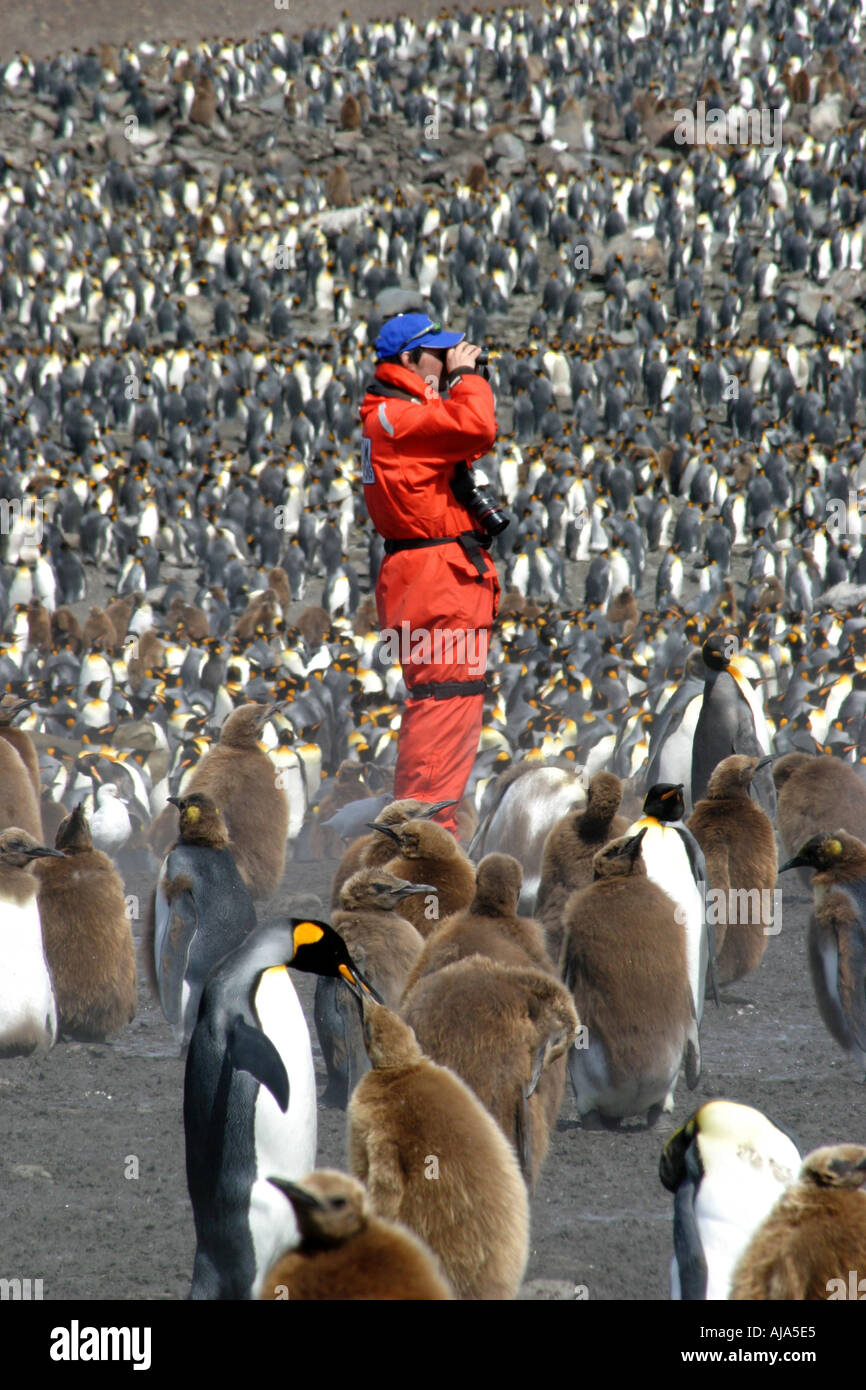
[359,313,502,838]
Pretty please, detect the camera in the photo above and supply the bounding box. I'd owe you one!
[475,347,490,381]
[451,460,510,536]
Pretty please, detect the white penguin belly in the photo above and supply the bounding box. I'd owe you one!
[692,1166,793,1300]
[630,821,705,1020]
[248,967,318,1295]
[0,901,57,1050]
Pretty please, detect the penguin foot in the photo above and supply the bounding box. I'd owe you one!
[579,1109,620,1131]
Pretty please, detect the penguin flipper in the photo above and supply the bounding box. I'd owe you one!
[156,878,198,1026]
[227,1016,290,1111]
[835,903,866,1052]
[516,1085,534,1185]
[684,1022,701,1090]
[673,1142,708,1300]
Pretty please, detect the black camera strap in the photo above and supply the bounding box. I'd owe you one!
[365,377,494,580]
[407,677,487,701]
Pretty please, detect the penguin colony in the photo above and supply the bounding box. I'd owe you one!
[1,0,866,1303]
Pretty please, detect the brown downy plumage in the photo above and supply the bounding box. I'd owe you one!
[186,702,288,899]
[260,1170,453,1300]
[82,606,117,651]
[606,586,639,636]
[688,754,777,986]
[403,853,551,997]
[127,629,165,688]
[375,819,476,938]
[267,568,291,614]
[329,798,456,910]
[562,829,699,1124]
[51,606,83,652]
[0,738,42,840]
[0,696,42,804]
[33,803,136,1040]
[536,770,629,966]
[234,590,278,643]
[103,594,135,643]
[402,955,578,1189]
[27,599,52,652]
[774,752,866,888]
[729,1145,866,1300]
[332,869,427,1007]
[295,605,331,647]
[348,999,529,1300]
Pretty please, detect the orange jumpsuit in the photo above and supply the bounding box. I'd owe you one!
[359,361,500,837]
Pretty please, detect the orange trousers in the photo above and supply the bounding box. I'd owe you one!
[376,544,499,839]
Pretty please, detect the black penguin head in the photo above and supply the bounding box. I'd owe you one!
[168,791,229,848]
[642,783,684,822]
[289,919,383,1003]
[701,633,736,671]
[779,832,845,874]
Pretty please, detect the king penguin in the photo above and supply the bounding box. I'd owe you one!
[659,1100,801,1300]
[691,635,775,818]
[0,828,62,1056]
[627,783,715,1023]
[184,918,377,1300]
[146,792,258,1049]
[779,831,866,1079]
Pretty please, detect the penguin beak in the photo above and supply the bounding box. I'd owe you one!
[337,961,385,1006]
[623,826,647,861]
[392,882,436,898]
[779,855,807,873]
[24,846,65,859]
[167,795,181,809]
[753,754,778,771]
[368,823,401,843]
[267,1177,326,1211]
[421,800,457,818]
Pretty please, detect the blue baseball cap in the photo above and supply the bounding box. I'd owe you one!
[375,313,464,360]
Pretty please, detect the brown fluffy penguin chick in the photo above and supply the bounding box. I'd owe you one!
[562,830,699,1125]
[687,755,777,986]
[0,696,42,803]
[348,1000,530,1300]
[329,798,456,910]
[402,956,578,1189]
[403,853,551,998]
[332,869,426,1008]
[536,770,629,966]
[0,738,42,839]
[375,819,476,938]
[186,703,288,899]
[260,1169,453,1300]
[729,1145,866,1301]
[82,605,117,651]
[774,752,866,886]
[32,804,136,1040]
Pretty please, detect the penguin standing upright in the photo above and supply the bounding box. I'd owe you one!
[627,783,714,1023]
[562,830,700,1127]
[33,803,136,1040]
[186,703,289,899]
[691,635,775,817]
[659,1100,801,1300]
[688,756,777,987]
[146,792,257,1048]
[779,831,866,1078]
[184,918,377,1300]
[0,828,62,1056]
